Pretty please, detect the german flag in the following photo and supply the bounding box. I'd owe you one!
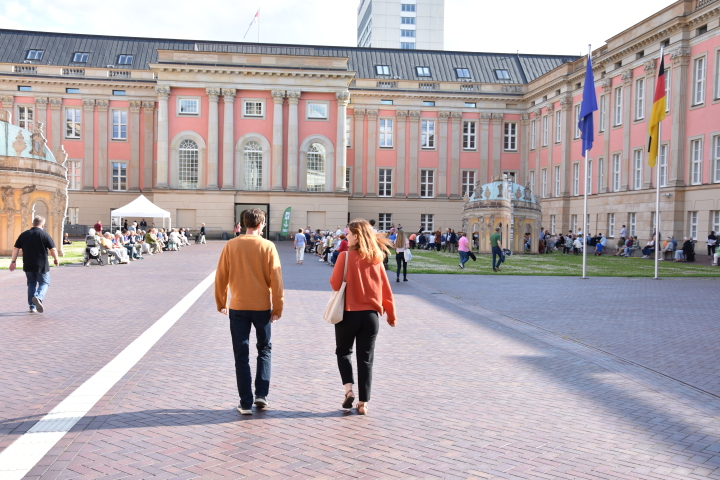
[647,54,667,168]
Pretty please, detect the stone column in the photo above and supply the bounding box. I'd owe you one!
[519,113,530,185]
[270,90,285,191]
[34,97,48,143]
[155,86,170,189]
[560,97,573,196]
[335,91,350,192]
[600,80,612,193]
[545,104,555,195]
[491,113,503,179]
[96,100,109,191]
[221,88,236,190]
[407,111,421,197]
[395,110,408,197]
[129,101,141,191]
[142,102,154,191]
[450,112,462,198]
[479,113,491,183]
[365,109,378,196]
[533,109,542,194]
[1,95,12,118]
[353,109,366,196]
[49,98,62,154]
[643,60,656,188]
[621,70,633,191]
[669,47,690,186]
[286,91,301,191]
[82,99,95,191]
[206,88,220,190]
[437,111,449,198]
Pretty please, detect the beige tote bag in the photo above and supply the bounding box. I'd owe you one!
[323,252,348,324]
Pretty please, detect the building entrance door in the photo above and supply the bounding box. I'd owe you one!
[235,203,270,239]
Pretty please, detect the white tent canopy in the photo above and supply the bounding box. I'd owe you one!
[110,195,171,230]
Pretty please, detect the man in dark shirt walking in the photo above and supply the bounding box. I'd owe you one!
[9,216,59,313]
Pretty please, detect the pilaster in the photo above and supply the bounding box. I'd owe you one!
[601,80,612,193]
[395,110,408,197]
[519,113,530,186]
[206,88,220,190]
[221,88,236,190]
[670,47,691,187]
[491,113,503,180]
[365,109,378,197]
[141,102,154,191]
[129,101,141,192]
[81,99,95,191]
[438,111,450,198]
[643,60,656,189]
[270,90,285,191]
[621,70,634,191]
[335,91,350,192]
[449,112,462,198]
[407,111,420,198]
[96,100,109,191]
[49,98,62,155]
[286,91,301,191]
[559,96,573,197]
[479,113,491,184]
[155,86,170,189]
[34,97,48,145]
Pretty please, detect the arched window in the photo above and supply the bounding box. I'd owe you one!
[178,139,198,189]
[307,143,326,192]
[243,141,263,190]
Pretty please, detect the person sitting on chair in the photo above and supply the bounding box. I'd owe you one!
[675,237,690,261]
[641,238,655,259]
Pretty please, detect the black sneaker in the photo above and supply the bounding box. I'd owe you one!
[493,267,498,272]
[31,296,44,313]
[237,404,253,415]
[254,397,268,409]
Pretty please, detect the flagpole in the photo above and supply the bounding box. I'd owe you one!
[258,12,260,43]
[654,46,665,280]
[582,44,591,280]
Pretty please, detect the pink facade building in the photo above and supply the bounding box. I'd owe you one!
[0,0,719,248]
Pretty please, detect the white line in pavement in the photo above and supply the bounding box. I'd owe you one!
[0,270,216,480]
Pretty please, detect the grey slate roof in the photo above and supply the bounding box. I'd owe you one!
[0,29,579,84]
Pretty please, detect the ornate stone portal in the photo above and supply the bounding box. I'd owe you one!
[0,110,68,256]
[461,175,542,254]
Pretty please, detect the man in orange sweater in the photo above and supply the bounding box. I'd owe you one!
[215,209,284,415]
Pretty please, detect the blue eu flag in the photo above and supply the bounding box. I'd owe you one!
[578,55,598,154]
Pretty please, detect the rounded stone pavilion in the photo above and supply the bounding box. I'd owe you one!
[0,111,68,256]
[461,175,542,254]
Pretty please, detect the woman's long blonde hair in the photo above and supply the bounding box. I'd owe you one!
[395,229,405,249]
[348,218,392,264]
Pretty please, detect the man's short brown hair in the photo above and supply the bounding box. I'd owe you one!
[32,216,45,227]
[243,209,266,229]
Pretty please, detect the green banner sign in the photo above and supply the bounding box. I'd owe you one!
[280,207,292,237]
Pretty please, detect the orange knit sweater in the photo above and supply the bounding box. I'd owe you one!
[330,250,396,324]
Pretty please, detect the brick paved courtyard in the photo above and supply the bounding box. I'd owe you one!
[1,241,720,479]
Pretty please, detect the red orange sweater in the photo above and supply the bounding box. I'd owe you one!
[330,250,396,324]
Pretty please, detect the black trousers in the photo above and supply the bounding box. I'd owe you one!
[395,252,407,279]
[335,310,379,402]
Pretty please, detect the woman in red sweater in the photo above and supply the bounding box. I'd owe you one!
[330,219,396,415]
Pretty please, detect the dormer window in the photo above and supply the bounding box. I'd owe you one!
[456,68,471,79]
[117,55,133,65]
[375,65,390,76]
[494,69,511,81]
[416,66,431,77]
[73,52,89,63]
[26,50,43,60]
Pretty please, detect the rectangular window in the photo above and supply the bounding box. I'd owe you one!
[244,101,263,116]
[461,171,476,197]
[599,95,607,132]
[665,68,671,113]
[587,160,593,195]
[554,165,561,197]
[111,110,127,140]
[608,213,615,238]
[379,119,393,147]
[401,29,416,37]
[660,144,669,187]
[66,207,79,225]
[65,108,81,139]
[307,102,328,119]
[713,211,720,236]
[179,99,199,115]
[380,99,393,105]
[456,68,471,78]
[401,16,415,25]
[629,212,636,237]
[117,54,133,65]
[345,167,351,190]
[379,168,392,197]
[401,4,416,11]
[421,120,435,148]
[18,86,31,92]
[17,106,34,130]
[612,154,621,191]
[530,170,535,194]
[530,120,536,149]
[635,78,645,120]
[420,214,434,232]
[378,213,392,232]
[714,136,720,183]
[693,57,706,106]
[691,138,703,185]
[422,101,435,107]
[503,123,517,151]
[541,168,548,198]
[67,160,81,190]
[574,104,582,139]
[463,121,476,150]
[26,49,43,60]
[555,111,562,143]
[550,215,556,235]
[420,170,434,198]
[111,162,127,191]
[112,90,126,96]
[614,87,623,126]
[571,215,578,233]
[416,66,431,76]
[572,163,580,196]
[494,69,510,80]
[346,118,352,148]
[465,102,476,108]
[598,158,605,191]
[542,116,549,146]
[73,52,88,62]
[375,65,390,75]
[689,211,698,239]
[633,150,643,189]
[400,42,416,50]
[66,88,80,94]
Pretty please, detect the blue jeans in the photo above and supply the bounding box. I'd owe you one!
[229,309,272,409]
[26,271,50,309]
[491,246,503,269]
[459,250,469,267]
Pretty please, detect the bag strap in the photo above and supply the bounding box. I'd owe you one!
[342,251,349,282]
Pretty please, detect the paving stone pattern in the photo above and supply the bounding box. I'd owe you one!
[2,242,720,479]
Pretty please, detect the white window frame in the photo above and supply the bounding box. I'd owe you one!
[554,165,561,197]
[665,68,672,113]
[598,158,604,192]
[243,99,265,118]
[178,139,199,189]
[345,167,351,191]
[118,54,133,65]
[73,52,88,63]
[629,212,637,237]
[572,163,580,196]
[379,118,393,148]
[659,144,669,187]
[463,121,477,150]
[504,123,517,151]
[693,56,706,106]
[614,87,623,126]
[529,170,536,194]
[713,135,720,183]
[689,211,698,240]
[307,102,329,120]
[541,168,548,198]
[420,213,434,232]
[177,97,200,116]
[712,211,720,236]
[633,150,643,190]
[542,116,549,147]
[401,29,416,38]
[586,159,593,195]
[378,213,392,232]
[571,214,578,233]
[550,215,556,235]
[416,66,431,77]
[67,160,81,190]
[421,120,435,149]
[66,207,79,225]
[612,154,621,192]
[420,169,435,198]
[599,95,606,132]
[111,110,127,140]
[608,213,615,238]
[17,105,34,131]
[530,120,536,150]
[375,65,390,75]
[378,168,393,197]
[635,78,645,120]
[691,138,703,185]
[243,141,263,191]
[65,108,81,139]
[456,68,471,79]
[461,170,476,197]
[574,104,582,139]
[111,162,127,191]
[26,49,43,60]
[555,111,562,143]
[346,117,352,148]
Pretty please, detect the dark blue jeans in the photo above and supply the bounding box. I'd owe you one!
[26,271,50,309]
[491,246,503,269]
[229,309,272,409]
[459,250,469,267]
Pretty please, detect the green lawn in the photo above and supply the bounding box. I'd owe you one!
[391,248,720,277]
[0,242,85,270]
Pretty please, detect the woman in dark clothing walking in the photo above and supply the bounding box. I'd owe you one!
[393,229,410,282]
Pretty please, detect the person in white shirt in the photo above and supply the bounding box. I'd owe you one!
[620,225,627,238]
[293,228,306,264]
[572,235,583,254]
